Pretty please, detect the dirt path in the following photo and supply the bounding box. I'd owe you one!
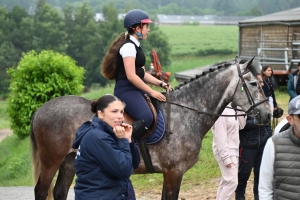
[0,179,255,200]
[0,128,12,142]
[135,176,255,200]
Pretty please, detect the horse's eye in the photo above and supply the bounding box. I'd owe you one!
[250,82,257,86]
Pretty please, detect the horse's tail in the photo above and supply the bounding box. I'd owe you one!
[30,112,54,200]
[30,112,40,183]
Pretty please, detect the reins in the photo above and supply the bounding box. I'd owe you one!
[162,61,268,138]
[165,88,172,140]
[164,100,247,117]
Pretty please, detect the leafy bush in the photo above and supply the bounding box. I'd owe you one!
[7,50,85,138]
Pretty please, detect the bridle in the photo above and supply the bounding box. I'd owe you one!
[235,62,268,114]
[163,62,268,138]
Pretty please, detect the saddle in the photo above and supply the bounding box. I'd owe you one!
[124,94,158,139]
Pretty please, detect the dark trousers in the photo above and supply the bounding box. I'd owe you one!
[235,147,264,199]
[115,80,153,128]
[124,178,136,200]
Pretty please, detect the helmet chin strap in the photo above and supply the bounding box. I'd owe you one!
[130,23,144,40]
[135,31,143,40]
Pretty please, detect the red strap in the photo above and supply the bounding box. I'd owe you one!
[151,49,162,76]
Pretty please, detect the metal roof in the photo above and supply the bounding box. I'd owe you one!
[239,7,300,25]
[155,14,254,25]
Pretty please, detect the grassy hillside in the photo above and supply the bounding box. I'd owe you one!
[159,25,238,57]
[0,101,9,129]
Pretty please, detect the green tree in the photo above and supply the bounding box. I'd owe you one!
[7,50,85,138]
[94,3,124,86]
[33,0,66,53]
[64,3,107,87]
[0,7,22,97]
[237,5,263,16]
[99,2,124,50]
[0,42,19,97]
[7,6,30,53]
[19,17,35,52]
[157,3,193,15]
[0,7,11,45]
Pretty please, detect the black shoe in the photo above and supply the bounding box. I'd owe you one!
[235,195,245,200]
[132,120,146,141]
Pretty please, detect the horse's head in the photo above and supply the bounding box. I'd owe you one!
[232,57,271,125]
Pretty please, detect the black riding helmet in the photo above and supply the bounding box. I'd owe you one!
[123,9,153,29]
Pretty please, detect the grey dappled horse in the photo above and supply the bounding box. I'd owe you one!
[30,58,271,200]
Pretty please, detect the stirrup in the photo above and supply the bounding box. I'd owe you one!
[132,120,146,141]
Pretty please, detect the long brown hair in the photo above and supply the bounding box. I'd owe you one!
[261,65,273,79]
[100,32,129,80]
[101,24,142,80]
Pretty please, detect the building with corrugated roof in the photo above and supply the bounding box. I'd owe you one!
[174,8,300,86]
[238,7,300,86]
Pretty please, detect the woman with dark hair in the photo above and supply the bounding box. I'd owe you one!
[72,94,139,200]
[101,9,171,140]
[261,66,278,114]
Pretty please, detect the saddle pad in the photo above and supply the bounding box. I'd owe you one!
[146,110,165,144]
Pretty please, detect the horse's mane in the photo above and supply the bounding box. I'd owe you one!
[173,59,258,91]
[174,62,232,90]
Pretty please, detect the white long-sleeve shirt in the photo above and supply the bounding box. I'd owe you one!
[258,137,275,199]
[211,107,246,165]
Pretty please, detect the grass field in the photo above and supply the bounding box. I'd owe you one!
[159,25,238,56]
[0,101,10,129]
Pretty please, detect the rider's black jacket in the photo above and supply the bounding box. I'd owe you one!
[239,116,272,148]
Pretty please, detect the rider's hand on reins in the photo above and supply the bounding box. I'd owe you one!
[160,81,172,91]
[151,90,166,102]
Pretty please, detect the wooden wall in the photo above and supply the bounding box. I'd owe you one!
[239,24,300,70]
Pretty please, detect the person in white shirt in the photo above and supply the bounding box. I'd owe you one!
[259,95,300,200]
[211,105,246,200]
[273,118,289,135]
[101,9,171,141]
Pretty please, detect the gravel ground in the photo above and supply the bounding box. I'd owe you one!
[0,131,75,200]
[0,187,75,200]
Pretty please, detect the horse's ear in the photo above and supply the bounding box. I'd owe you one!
[244,56,255,69]
[235,56,240,64]
[247,57,255,67]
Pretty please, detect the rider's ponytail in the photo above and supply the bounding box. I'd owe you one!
[101,32,129,80]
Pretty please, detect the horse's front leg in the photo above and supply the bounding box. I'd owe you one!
[161,170,183,200]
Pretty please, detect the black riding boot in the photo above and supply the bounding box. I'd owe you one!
[254,194,259,200]
[235,194,245,200]
[132,119,147,141]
